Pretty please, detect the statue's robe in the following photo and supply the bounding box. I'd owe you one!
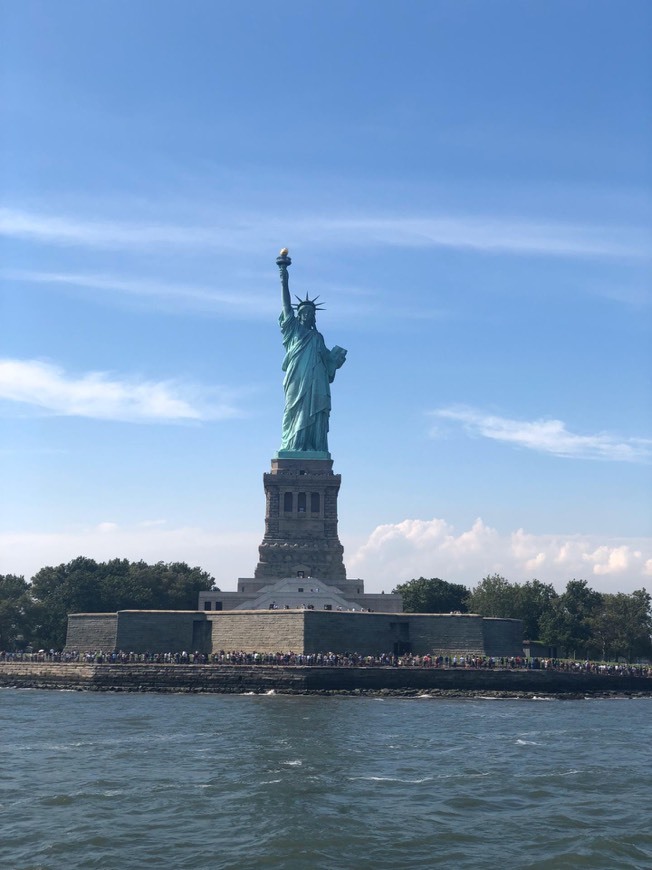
[279,310,337,452]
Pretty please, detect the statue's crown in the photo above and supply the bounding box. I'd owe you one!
[294,293,325,312]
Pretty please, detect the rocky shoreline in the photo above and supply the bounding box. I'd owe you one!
[2,683,650,701]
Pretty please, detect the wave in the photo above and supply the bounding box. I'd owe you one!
[349,775,434,784]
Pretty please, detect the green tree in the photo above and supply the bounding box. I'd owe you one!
[97,558,141,611]
[127,561,215,611]
[539,579,603,658]
[30,557,105,649]
[465,575,558,640]
[28,557,217,649]
[589,589,652,662]
[392,577,469,613]
[0,574,33,650]
[517,580,559,641]
[465,574,521,618]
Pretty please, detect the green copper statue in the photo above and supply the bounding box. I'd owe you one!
[276,249,347,458]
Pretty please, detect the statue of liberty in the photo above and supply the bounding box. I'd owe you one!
[276,249,347,458]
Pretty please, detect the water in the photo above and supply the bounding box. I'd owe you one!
[1,690,651,869]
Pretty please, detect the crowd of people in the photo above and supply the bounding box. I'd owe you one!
[1,648,650,677]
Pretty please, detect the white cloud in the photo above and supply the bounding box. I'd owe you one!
[0,522,258,587]
[1,517,650,596]
[0,205,646,260]
[582,545,641,576]
[347,518,652,593]
[97,522,119,533]
[0,358,241,423]
[432,406,652,463]
[525,553,546,572]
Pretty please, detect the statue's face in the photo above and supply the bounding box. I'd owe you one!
[297,306,316,328]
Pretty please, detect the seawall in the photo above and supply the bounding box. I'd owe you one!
[1,662,650,696]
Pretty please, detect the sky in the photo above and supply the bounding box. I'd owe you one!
[1,0,651,595]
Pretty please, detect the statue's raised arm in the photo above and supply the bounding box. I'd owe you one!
[277,248,293,317]
[275,249,347,459]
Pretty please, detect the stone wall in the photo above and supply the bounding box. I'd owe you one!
[65,612,210,654]
[208,610,305,653]
[0,662,97,687]
[115,611,210,654]
[1,662,649,696]
[482,617,524,657]
[347,593,403,613]
[65,609,524,657]
[65,614,118,651]
[411,614,487,655]
[206,611,520,656]
[301,612,489,655]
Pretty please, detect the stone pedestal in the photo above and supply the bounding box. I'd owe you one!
[253,457,346,583]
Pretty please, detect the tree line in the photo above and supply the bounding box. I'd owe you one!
[392,575,652,663]
[0,557,216,651]
[2,560,650,662]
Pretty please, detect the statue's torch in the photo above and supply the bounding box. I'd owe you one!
[276,247,292,269]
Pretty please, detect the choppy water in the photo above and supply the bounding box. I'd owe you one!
[1,690,651,869]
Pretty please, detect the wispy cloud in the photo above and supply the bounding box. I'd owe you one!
[2,270,276,318]
[431,406,652,462]
[0,207,233,251]
[0,358,241,423]
[0,206,646,260]
[3,269,450,322]
[309,215,647,260]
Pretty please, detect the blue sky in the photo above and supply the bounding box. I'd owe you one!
[1,0,650,593]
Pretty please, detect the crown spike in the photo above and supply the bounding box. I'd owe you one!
[292,292,325,312]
